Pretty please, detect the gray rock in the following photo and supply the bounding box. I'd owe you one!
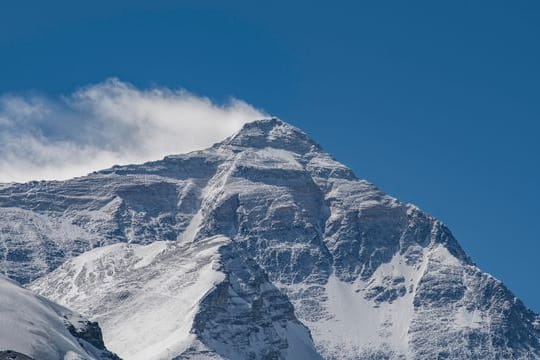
[1,118,537,359]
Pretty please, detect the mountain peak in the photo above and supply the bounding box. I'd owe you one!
[2,119,540,359]
[218,117,322,154]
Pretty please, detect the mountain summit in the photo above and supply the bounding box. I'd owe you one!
[1,119,539,359]
[219,118,323,154]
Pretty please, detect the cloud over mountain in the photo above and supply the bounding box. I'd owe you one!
[0,79,266,182]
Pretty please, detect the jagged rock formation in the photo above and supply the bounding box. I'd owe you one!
[0,351,34,360]
[0,118,538,358]
[30,236,319,359]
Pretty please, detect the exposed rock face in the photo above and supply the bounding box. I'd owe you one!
[0,118,538,358]
[30,236,320,359]
[0,351,34,360]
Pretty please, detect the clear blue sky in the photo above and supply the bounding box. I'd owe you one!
[1,1,539,311]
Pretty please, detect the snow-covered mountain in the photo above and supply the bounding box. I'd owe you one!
[1,118,539,359]
[30,236,320,360]
[0,275,119,360]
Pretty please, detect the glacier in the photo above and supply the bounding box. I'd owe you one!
[0,118,538,359]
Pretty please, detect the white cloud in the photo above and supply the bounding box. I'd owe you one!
[0,79,267,183]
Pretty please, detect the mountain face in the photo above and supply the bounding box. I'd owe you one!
[0,275,119,360]
[30,236,320,360]
[0,118,539,359]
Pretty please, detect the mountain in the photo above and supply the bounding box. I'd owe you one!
[30,236,320,360]
[1,118,539,359]
[0,275,119,360]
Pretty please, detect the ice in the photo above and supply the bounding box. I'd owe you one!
[0,275,114,359]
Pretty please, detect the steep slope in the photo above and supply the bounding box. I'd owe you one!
[1,118,539,358]
[30,236,320,360]
[0,275,118,360]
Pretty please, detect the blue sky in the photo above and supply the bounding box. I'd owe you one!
[1,1,539,311]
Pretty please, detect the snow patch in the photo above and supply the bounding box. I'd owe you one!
[132,241,169,269]
[302,251,430,358]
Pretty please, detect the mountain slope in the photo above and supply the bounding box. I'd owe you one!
[1,118,539,358]
[30,236,320,360]
[0,275,119,360]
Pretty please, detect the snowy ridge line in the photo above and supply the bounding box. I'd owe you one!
[0,118,538,359]
[30,236,321,359]
[0,275,119,360]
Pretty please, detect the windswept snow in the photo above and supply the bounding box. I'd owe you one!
[30,234,321,359]
[31,237,227,360]
[2,118,539,359]
[303,251,426,358]
[0,275,116,360]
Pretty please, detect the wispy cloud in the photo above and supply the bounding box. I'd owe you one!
[0,79,266,182]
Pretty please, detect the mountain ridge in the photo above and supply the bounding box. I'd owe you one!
[1,118,539,359]
[0,274,119,360]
